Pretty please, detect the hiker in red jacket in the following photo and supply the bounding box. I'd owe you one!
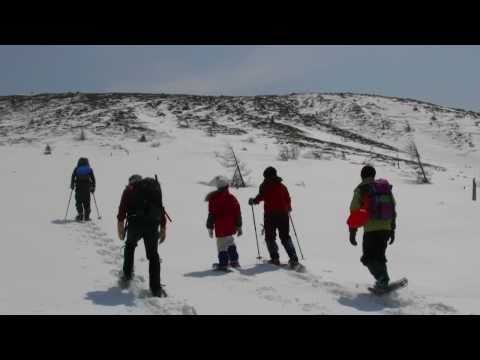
[205,176,242,271]
[249,167,299,268]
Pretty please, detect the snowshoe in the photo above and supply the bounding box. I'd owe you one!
[288,260,306,273]
[212,263,233,272]
[263,259,306,273]
[368,277,408,295]
[118,274,133,289]
[267,259,281,266]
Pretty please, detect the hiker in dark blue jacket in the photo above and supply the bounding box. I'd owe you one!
[70,157,96,221]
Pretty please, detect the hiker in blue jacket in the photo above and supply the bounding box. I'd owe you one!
[70,157,96,221]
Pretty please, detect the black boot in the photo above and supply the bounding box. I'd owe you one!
[75,213,83,221]
[366,261,390,288]
[268,258,281,265]
[214,251,229,271]
[151,286,167,298]
[288,259,299,269]
[227,245,240,267]
[118,272,133,289]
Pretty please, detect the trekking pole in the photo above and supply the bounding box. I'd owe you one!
[64,189,73,223]
[289,213,305,260]
[92,193,102,220]
[164,207,173,223]
[250,204,262,260]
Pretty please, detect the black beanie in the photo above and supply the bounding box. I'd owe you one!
[77,157,89,166]
[361,165,376,179]
[263,166,277,179]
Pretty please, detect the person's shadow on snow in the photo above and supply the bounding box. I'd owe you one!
[183,263,281,278]
[51,219,78,225]
[183,269,234,278]
[236,263,282,276]
[85,287,135,307]
[337,293,404,312]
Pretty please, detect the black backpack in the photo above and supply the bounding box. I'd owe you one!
[130,177,164,224]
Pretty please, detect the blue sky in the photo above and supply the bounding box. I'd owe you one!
[0,45,479,111]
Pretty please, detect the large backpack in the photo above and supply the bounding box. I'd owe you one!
[129,177,164,224]
[75,165,92,184]
[364,179,395,220]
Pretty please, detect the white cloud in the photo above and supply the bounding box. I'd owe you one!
[137,46,328,95]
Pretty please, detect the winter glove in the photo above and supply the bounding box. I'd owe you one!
[388,230,395,245]
[159,228,166,244]
[236,227,243,237]
[248,198,255,206]
[90,187,95,193]
[349,228,358,246]
[70,184,74,190]
[117,221,126,241]
[208,229,213,238]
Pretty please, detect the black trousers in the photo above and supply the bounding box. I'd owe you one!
[75,189,91,217]
[264,212,298,262]
[361,230,390,283]
[123,222,161,291]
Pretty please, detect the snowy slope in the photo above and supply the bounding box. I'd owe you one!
[1,92,479,314]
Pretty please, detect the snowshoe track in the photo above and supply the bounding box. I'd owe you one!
[64,220,197,315]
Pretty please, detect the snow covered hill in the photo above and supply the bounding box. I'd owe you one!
[1,92,479,314]
[2,91,480,169]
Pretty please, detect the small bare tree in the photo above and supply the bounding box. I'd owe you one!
[245,136,255,143]
[216,144,251,188]
[278,144,300,161]
[78,129,86,141]
[206,125,215,137]
[44,144,52,155]
[178,117,190,128]
[405,120,412,133]
[302,150,323,160]
[406,139,430,183]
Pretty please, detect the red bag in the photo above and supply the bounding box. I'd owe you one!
[347,208,369,229]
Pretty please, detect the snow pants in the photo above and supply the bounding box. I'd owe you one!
[361,230,390,285]
[123,221,161,292]
[75,188,91,218]
[264,212,298,263]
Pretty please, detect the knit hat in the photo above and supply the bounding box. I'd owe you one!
[263,166,277,179]
[360,165,376,179]
[215,176,230,189]
[129,174,142,184]
[77,157,89,166]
